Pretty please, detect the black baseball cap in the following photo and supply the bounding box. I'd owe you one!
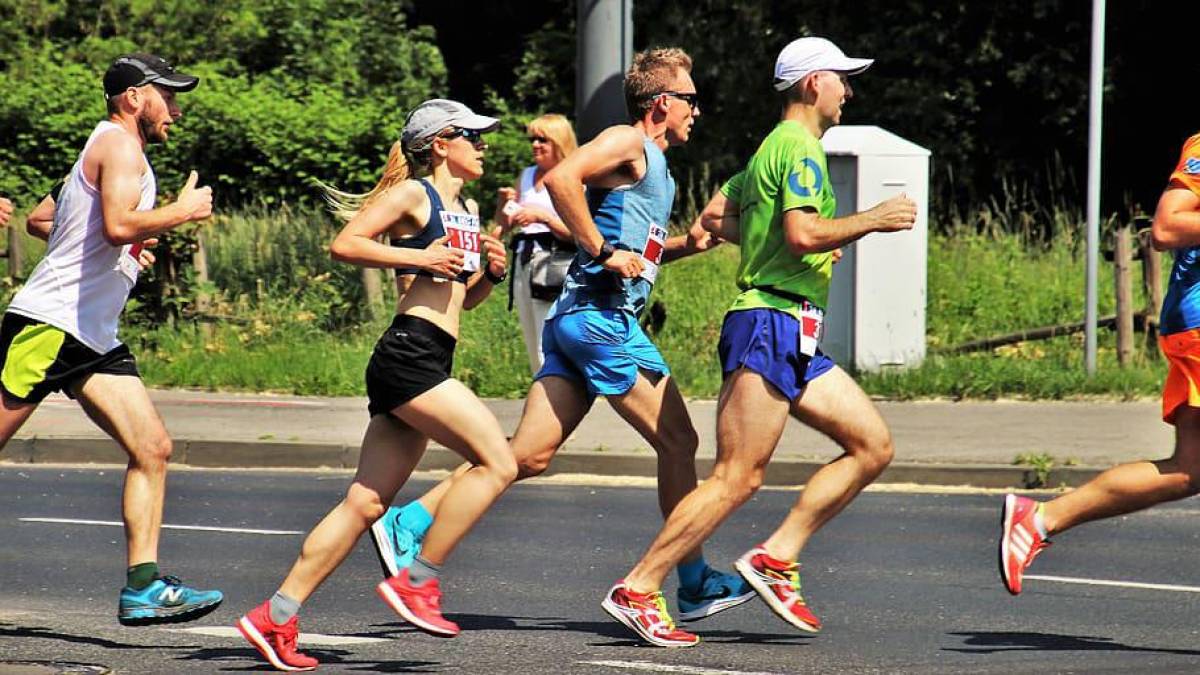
[103,53,199,99]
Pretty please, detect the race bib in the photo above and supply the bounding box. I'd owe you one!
[798,301,825,357]
[639,222,667,285]
[116,243,142,283]
[441,212,481,273]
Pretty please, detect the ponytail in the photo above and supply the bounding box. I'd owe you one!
[320,141,420,223]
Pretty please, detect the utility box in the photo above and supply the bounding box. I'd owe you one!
[820,126,929,371]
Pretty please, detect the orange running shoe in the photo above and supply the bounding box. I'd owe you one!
[376,568,460,637]
[735,546,821,633]
[236,600,318,672]
[999,493,1051,595]
[601,581,700,648]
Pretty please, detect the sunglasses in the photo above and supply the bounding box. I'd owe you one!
[648,91,700,112]
[528,135,550,144]
[440,128,487,145]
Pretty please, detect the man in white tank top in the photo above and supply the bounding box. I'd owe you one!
[0,53,223,626]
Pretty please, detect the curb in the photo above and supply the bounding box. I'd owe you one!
[3,436,1103,489]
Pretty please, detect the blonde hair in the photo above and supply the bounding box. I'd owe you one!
[321,140,431,223]
[526,114,578,163]
[624,47,693,120]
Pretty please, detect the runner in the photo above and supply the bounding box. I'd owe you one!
[0,53,222,625]
[370,48,751,635]
[0,196,12,228]
[1000,131,1200,595]
[602,37,917,647]
[236,99,514,672]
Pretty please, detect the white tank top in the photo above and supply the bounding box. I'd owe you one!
[517,165,558,236]
[8,121,156,354]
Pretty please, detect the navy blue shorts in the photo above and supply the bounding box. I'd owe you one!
[717,308,835,401]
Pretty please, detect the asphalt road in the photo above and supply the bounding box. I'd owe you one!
[3,466,1200,674]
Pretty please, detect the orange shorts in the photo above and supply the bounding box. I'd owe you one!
[1160,329,1200,424]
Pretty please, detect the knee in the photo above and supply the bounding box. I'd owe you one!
[710,464,764,505]
[518,452,552,480]
[853,431,894,479]
[131,434,172,469]
[655,425,699,463]
[344,488,387,524]
[480,446,519,487]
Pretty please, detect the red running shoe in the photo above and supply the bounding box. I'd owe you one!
[600,581,700,648]
[236,600,318,672]
[734,546,821,633]
[999,493,1051,595]
[376,569,459,637]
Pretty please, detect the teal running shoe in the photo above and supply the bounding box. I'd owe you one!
[117,575,223,626]
[369,506,424,578]
[676,566,755,622]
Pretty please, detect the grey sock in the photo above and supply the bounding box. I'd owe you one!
[408,555,442,587]
[269,590,301,626]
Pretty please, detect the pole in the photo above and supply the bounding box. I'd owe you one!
[1114,221,1133,366]
[1084,0,1106,374]
[576,0,633,143]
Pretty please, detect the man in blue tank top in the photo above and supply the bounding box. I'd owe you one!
[369,48,749,641]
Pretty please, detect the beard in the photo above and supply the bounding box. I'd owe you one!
[138,113,168,144]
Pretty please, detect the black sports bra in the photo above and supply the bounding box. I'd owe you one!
[392,179,478,284]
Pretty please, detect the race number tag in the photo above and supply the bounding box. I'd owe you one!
[639,222,667,285]
[441,212,481,273]
[798,301,825,357]
[502,200,522,217]
[116,243,143,283]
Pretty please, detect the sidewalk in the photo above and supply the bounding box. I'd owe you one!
[1,389,1174,488]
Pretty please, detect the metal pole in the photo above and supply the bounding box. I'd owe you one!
[1084,0,1106,374]
[576,0,633,142]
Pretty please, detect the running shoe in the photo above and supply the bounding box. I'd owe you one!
[734,546,821,633]
[376,568,459,637]
[369,506,423,578]
[999,493,1051,595]
[601,581,700,648]
[117,575,223,626]
[236,600,319,672]
[677,566,756,622]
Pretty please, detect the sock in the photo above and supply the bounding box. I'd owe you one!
[269,590,302,626]
[676,556,708,593]
[408,555,441,587]
[1033,503,1049,538]
[126,562,159,590]
[398,501,434,539]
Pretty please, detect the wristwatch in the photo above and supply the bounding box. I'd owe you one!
[593,240,616,264]
[484,266,507,284]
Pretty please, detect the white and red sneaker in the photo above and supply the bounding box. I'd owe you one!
[236,601,319,672]
[601,581,700,648]
[734,546,821,633]
[999,493,1051,595]
[376,568,459,637]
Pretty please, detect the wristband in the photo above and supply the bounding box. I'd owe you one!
[484,267,507,284]
[593,240,616,264]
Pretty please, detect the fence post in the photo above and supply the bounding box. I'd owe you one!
[6,224,23,281]
[193,229,213,337]
[1114,221,1134,366]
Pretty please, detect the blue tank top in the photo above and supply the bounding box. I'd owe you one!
[546,137,676,319]
[392,179,477,284]
[1161,245,1200,334]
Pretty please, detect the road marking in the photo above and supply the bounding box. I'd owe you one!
[580,661,783,675]
[1025,574,1200,593]
[167,626,386,645]
[19,517,302,536]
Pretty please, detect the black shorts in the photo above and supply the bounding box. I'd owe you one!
[0,312,140,404]
[366,314,456,417]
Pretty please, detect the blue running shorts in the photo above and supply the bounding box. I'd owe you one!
[718,308,835,401]
[536,309,669,397]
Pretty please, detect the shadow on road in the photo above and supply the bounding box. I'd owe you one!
[0,623,177,651]
[177,646,438,672]
[945,631,1200,656]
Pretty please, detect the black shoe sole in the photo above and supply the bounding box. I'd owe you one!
[118,598,223,627]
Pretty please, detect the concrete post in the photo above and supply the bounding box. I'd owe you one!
[576,0,632,142]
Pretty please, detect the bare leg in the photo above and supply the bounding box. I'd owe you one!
[762,366,894,561]
[0,393,39,449]
[72,374,173,567]
[1042,405,1200,534]
[510,376,593,478]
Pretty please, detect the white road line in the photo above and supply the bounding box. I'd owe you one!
[580,660,783,675]
[1025,574,1200,593]
[19,517,302,536]
[167,626,386,645]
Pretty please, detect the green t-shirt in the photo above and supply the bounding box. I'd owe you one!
[720,120,837,316]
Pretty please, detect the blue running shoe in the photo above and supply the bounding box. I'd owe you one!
[117,575,223,626]
[369,506,424,578]
[677,567,755,622]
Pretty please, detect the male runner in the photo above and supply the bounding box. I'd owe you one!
[370,48,752,637]
[0,196,12,228]
[603,37,917,647]
[1000,131,1200,594]
[0,53,222,625]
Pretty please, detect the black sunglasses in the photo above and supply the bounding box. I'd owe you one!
[440,128,487,145]
[528,135,550,143]
[648,91,700,111]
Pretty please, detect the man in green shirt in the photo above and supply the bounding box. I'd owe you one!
[604,37,916,646]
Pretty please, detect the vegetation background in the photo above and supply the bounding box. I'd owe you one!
[1,0,1196,399]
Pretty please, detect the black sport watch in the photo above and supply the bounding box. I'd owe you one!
[593,240,616,264]
[484,267,507,284]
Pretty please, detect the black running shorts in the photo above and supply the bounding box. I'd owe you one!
[365,314,456,417]
[0,312,140,404]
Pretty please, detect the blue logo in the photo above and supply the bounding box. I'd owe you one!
[788,158,824,198]
[1185,157,1200,175]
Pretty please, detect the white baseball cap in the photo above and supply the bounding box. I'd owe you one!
[773,37,873,92]
[401,99,500,151]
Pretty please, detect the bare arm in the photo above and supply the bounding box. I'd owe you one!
[661,219,724,264]
[0,197,12,229]
[1151,188,1200,251]
[328,181,464,277]
[699,189,741,244]
[782,194,916,255]
[96,134,212,245]
[465,224,508,310]
[25,194,55,240]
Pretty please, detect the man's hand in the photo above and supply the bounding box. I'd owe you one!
[482,229,507,277]
[176,171,213,223]
[869,194,917,233]
[831,247,843,264]
[686,220,722,253]
[511,205,555,228]
[137,237,158,271]
[0,197,13,227]
[422,234,466,278]
[603,249,644,278]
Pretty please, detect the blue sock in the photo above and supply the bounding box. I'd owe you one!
[397,501,433,538]
[676,556,708,593]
